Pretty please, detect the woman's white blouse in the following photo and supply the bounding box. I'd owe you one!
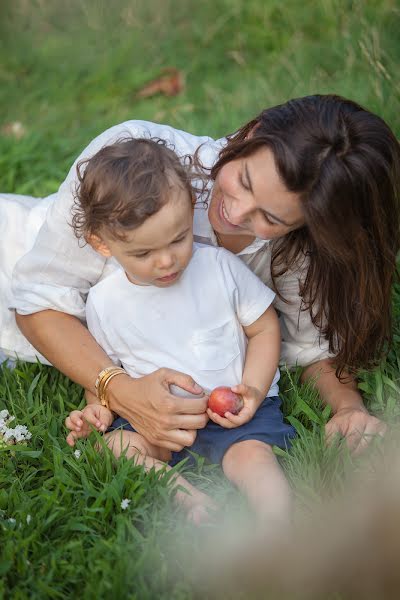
[0,120,331,366]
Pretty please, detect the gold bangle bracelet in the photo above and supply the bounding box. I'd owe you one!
[97,368,126,401]
[95,366,126,409]
[95,366,121,394]
[96,367,125,397]
[100,370,127,408]
[94,365,121,395]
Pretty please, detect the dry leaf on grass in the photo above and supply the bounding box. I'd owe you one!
[136,68,184,98]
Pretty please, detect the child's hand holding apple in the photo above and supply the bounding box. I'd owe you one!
[207,383,264,429]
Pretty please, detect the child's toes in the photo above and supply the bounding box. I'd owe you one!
[187,499,219,526]
[187,504,212,526]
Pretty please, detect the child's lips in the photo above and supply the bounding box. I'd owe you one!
[157,272,179,282]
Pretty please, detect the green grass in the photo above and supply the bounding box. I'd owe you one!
[1,0,400,598]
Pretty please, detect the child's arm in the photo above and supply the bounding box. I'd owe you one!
[240,304,281,400]
[65,390,114,447]
[207,305,280,428]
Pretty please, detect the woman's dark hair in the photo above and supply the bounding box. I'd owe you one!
[72,137,196,241]
[211,94,400,377]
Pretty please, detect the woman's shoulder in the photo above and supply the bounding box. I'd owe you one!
[60,120,226,194]
[77,120,224,165]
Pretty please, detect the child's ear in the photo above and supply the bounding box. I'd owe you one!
[86,234,112,258]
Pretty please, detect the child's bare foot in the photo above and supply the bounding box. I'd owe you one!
[177,486,218,525]
[186,496,218,525]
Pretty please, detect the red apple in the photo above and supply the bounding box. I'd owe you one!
[208,386,243,417]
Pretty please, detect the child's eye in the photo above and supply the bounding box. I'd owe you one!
[134,251,150,259]
[173,235,186,244]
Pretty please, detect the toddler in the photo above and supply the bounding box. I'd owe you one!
[65,138,295,523]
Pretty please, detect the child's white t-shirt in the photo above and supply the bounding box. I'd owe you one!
[86,244,280,397]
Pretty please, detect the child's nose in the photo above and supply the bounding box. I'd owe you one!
[157,251,174,270]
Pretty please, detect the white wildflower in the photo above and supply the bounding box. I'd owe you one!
[0,412,32,446]
[120,498,130,510]
[3,428,14,442]
[13,425,32,442]
[26,514,31,525]
[74,449,81,459]
[0,413,14,433]
[8,518,16,525]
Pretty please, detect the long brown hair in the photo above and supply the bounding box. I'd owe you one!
[211,95,400,377]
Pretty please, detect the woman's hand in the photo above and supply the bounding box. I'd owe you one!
[302,358,387,453]
[16,312,208,450]
[65,404,113,447]
[108,368,209,451]
[325,406,387,454]
[207,383,263,429]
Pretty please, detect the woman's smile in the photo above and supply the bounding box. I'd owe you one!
[219,196,242,230]
[209,146,304,240]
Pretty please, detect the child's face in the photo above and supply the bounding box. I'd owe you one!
[93,185,194,287]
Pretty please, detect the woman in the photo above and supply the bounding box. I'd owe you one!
[2,94,399,453]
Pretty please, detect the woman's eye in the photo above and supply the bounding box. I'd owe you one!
[239,175,250,190]
[262,212,276,226]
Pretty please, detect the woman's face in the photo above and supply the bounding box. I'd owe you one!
[209,146,305,240]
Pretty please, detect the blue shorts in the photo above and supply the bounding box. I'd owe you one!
[107,396,296,466]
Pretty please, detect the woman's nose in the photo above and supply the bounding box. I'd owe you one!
[229,195,253,224]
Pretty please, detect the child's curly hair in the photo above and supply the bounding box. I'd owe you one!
[72,137,201,242]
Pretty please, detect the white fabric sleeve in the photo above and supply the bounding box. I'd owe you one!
[216,248,276,326]
[85,293,121,366]
[11,120,219,318]
[272,259,334,368]
[0,193,59,362]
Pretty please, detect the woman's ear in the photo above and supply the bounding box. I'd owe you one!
[86,234,112,257]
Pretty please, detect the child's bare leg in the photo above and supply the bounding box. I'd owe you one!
[222,440,292,524]
[105,429,216,523]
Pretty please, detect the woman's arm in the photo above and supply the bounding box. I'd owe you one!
[16,311,106,392]
[272,259,386,451]
[16,310,208,451]
[301,358,386,453]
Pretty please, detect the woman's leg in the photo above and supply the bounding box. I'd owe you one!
[105,429,216,523]
[222,440,292,524]
[0,193,55,364]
